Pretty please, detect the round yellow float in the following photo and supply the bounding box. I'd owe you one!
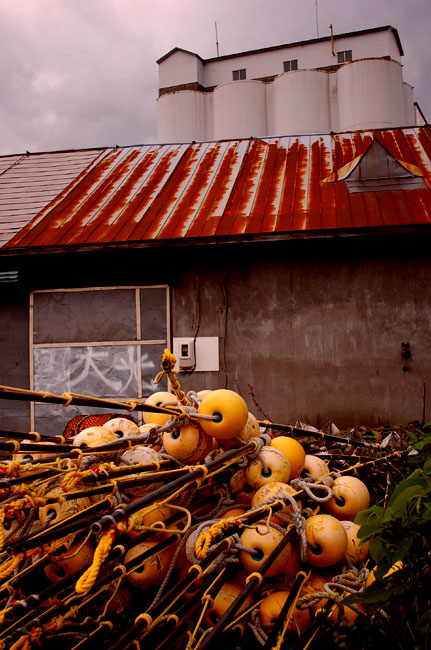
[259,590,310,630]
[340,520,370,564]
[302,455,329,479]
[124,540,175,589]
[103,417,140,438]
[239,524,294,577]
[326,476,370,521]
[246,447,291,489]
[163,423,213,463]
[143,392,179,426]
[44,540,94,583]
[305,514,348,567]
[270,436,306,478]
[198,389,249,440]
[72,426,118,448]
[203,581,253,627]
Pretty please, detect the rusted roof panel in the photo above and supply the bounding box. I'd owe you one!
[2,127,431,250]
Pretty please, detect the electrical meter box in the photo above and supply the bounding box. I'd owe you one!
[177,338,195,371]
[173,337,219,372]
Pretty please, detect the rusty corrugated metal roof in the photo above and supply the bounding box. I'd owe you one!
[2,127,431,250]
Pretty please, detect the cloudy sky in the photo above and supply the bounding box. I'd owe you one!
[0,0,429,155]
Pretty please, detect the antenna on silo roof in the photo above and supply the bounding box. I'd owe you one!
[215,21,220,57]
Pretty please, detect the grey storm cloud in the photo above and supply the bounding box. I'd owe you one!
[0,0,430,155]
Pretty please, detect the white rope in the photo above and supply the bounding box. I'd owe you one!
[290,477,333,503]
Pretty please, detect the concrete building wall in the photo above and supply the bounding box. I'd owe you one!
[171,237,431,428]
[158,50,203,88]
[1,235,431,432]
[162,30,402,89]
[0,288,30,431]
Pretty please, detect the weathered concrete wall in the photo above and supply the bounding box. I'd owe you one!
[0,286,30,430]
[171,236,431,428]
[1,233,430,431]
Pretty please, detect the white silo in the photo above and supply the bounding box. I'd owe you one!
[158,91,211,143]
[273,70,331,135]
[403,83,416,126]
[337,58,407,131]
[213,80,267,140]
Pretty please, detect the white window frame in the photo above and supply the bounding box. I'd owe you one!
[29,285,170,429]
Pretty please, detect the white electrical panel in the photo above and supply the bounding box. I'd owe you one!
[173,337,219,372]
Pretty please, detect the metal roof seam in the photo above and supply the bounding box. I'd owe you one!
[65,147,155,244]
[182,140,231,235]
[0,154,28,178]
[126,143,194,241]
[173,142,228,238]
[153,142,212,239]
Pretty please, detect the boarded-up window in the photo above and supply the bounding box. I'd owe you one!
[30,286,169,435]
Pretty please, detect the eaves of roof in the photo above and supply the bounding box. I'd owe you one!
[156,47,205,65]
[3,223,431,260]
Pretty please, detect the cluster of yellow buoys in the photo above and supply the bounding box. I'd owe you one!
[1,387,379,649]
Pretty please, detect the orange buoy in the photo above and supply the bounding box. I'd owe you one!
[143,392,179,426]
[163,423,213,463]
[124,540,175,589]
[251,481,301,520]
[44,540,94,583]
[72,426,118,448]
[127,501,174,539]
[327,476,370,521]
[219,411,260,449]
[239,524,293,577]
[270,436,306,478]
[259,590,310,630]
[299,572,329,612]
[203,581,253,627]
[39,488,92,526]
[246,447,291,489]
[196,389,213,400]
[305,514,348,567]
[340,520,370,564]
[103,417,140,438]
[302,455,329,479]
[229,468,254,504]
[198,389,249,440]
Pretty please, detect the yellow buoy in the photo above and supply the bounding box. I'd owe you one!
[198,389,249,440]
[270,436,306,478]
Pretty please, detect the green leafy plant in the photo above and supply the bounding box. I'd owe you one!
[338,424,431,649]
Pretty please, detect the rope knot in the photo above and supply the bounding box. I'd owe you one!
[290,477,333,503]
